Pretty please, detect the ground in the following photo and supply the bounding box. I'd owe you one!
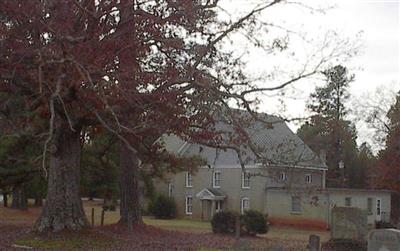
[0,200,330,250]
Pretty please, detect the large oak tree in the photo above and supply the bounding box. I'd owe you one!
[1,0,356,233]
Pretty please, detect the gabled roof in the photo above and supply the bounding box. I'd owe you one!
[196,188,226,200]
[162,110,327,169]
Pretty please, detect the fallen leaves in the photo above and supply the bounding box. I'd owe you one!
[0,223,307,250]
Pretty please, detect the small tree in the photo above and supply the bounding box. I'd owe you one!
[211,211,238,234]
[148,195,176,219]
[241,210,268,236]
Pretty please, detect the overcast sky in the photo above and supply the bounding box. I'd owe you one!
[223,0,400,151]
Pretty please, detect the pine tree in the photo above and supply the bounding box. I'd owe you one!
[298,65,364,188]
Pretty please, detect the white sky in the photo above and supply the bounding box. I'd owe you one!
[222,0,400,151]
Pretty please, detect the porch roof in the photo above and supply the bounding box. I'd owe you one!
[196,188,226,201]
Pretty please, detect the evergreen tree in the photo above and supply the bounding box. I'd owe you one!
[81,131,119,207]
[0,134,44,209]
[297,65,365,188]
[0,92,46,209]
[372,92,400,220]
[348,142,377,189]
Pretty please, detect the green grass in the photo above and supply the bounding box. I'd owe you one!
[15,238,84,250]
[14,234,115,250]
[143,217,212,233]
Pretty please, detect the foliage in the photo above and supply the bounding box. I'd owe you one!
[81,132,119,202]
[148,194,177,219]
[372,92,400,220]
[297,65,372,188]
[0,133,46,208]
[211,210,268,236]
[322,239,366,251]
[211,211,238,234]
[375,221,395,229]
[0,0,358,232]
[102,204,116,212]
[0,135,35,187]
[308,65,353,118]
[241,210,268,236]
[374,92,400,191]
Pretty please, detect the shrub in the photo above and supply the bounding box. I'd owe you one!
[211,210,268,236]
[375,221,395,229]
[322,239,367,251]
[211,211,237,234]
[102,204,116,211]
[148,194,176,219]
[241,210,268,236]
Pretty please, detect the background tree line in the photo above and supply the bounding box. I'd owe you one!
[296,65,399,221]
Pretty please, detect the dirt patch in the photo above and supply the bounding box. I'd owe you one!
[0,206,41,225]
[0,224,31,250]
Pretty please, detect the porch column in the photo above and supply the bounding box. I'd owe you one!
[200,200,204,221]
[211,200,215,218]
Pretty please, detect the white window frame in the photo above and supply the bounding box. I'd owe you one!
[241,197,250,214]
[213,171,221,188]
[376,198,382,216]
[345,197,352,207]
[291,196,301,213]
[185,195,193,215]
[280,172,287,181]
[367,197,373,215]
[216,201,222,212]
[242,171,251,189]
[168,182,173,197]
[185,172,193,188]
[305,173,312,184]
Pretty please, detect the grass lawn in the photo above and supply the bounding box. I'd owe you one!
[82,201,329,241]
[1,199,330,235]
[0,200,330,250]
[144,217,211,233]
[80,201,211,233]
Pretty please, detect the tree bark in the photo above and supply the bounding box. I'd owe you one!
[118,140,142,226]
[11,185,28,210]
[34,194,43,207]
[33,117,89,233]
[3,192,8,207]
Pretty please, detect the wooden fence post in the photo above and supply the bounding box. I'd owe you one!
[101,209,105,226]
[91,208,95,227]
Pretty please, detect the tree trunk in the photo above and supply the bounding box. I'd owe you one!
[3,192,8,207]
[34,117,89,233]
[118,140,142,226]
[103,192,116,211]
[11,186,28,210]
[34,194,43,207]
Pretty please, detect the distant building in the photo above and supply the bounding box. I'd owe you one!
[154,111,391,227]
